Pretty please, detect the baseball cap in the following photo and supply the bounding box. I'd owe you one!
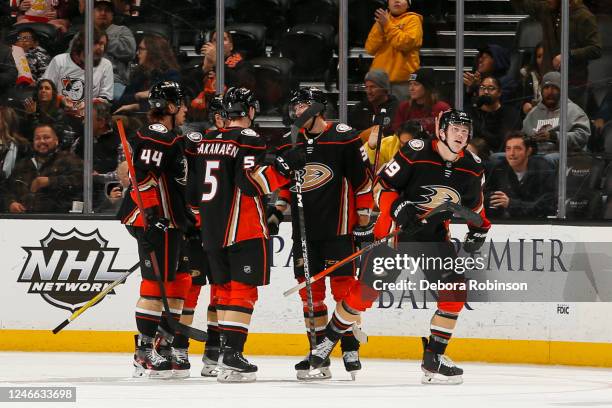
[542,71,561,89]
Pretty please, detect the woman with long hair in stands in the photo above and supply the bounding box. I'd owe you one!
[21,79,66,140]
[114,34,180,113]
[0,106,31,209]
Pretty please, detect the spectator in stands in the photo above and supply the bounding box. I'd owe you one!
[464,44,517,105]
[95,160,128,213]
[391,67,450,136]
[5,123,83,213]
[364,120,427,171]
[590,88,612,152]
[518,43,546,117]
[485,132,556,219]
[349,69,398,137]
[468,75,522,153]
[21,79,67,140]
[71,101,123,207]
[511,0,602,108]
[13,0,75,33]
[365,0,423,101]
[114,34,179,113]
[0,40,18,98]
[12,27,50,83]
[93,0,137,100]
[187,30,253,118]
[42,27,113,118]
[522,71,590,161]
[0,106,31,209]
[593,88,612,136]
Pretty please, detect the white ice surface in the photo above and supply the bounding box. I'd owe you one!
[1,352,611,408]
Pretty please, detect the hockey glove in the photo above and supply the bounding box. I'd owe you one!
[390,199,419,231]
[143,215,169,252]
[353,220,375,245]
[463,227,488,253]
[266,205,284,236]
[274,147,306,177]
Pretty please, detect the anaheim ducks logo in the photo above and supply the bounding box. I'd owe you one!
[414,185,461,211]
[290,163,334,192]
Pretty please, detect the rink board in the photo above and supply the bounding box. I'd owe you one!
[1,219,612,366]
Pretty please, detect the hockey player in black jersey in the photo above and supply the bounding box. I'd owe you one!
[185,87,303,382]
[275,88,374,380]
[308,109,491,384]
[118,81,195,379]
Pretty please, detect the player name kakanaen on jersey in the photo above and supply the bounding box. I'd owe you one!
[372,279,528,292]
[197,141,239,157]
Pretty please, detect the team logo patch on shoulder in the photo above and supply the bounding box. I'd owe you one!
[408,139,424,151]
[186,131,203,143]
[241,128,258,137]
[336,123,352,132]
[149,123,168,133]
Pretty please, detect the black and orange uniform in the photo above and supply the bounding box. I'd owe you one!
[118,121,192,337]
[185,125,290,352]
[276,122,374,348]
[343,137,491,314]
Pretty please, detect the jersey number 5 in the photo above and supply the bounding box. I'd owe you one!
[140,149,163,167]
[201,160,220,201]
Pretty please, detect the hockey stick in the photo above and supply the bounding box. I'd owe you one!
[52,262,140,334]
[117,119,207,342]
[283,201,482,297]
[290,102,325,350]
[371,108,388,173]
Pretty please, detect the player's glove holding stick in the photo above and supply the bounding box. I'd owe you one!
[266,205,284,236]
[463,227,488,253]
[390,199,419,231]
[273,146,306,178]
[353,220,375,245]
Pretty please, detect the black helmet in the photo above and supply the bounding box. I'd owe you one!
[223,87,260,118]
[289,87,327,120]
[148,81,185,112]
[208,94,227,122]
[438,109,472,139]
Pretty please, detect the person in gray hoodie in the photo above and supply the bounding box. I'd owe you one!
[522,71,590,165]
[93,0,136,100]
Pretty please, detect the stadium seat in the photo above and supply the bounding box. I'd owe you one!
[128,22,173,44]
[7,22,60,55]
[585,52,612,116]
[348,0,385,47]
[226,24,267,60]
[506,16,543,81]
[288,0,338,28]
[565,152,605,219]
[279,23,335,81]
[249,56,295,115]
[231,0,289,47]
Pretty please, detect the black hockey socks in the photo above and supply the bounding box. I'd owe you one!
[172,309,194,349]
[326,301,359,342]
[217,305,253,352]
[304,308,328,346]
[159,307,182,341]
[428,309,458,355]
[135,307,162,338]
[340,331,360,352]
[207,305,220,348]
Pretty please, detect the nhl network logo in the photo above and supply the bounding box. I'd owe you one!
[18,228,136,312]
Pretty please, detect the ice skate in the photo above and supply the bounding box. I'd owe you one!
[217,347,257,383]
[169,347,190,378]
[201,346,220,377]
[132,334,172,379]
[342,351,361,380]
[420,337,463,385]
[295,354,331,380]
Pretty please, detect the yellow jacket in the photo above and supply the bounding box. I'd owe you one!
[365,12,423,83]
[364,135,402,171]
